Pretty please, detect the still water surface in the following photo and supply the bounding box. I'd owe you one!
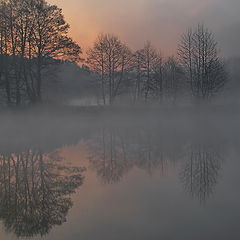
[0,112,240,240]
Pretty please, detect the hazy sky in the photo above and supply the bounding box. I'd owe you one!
[49,0,240,58]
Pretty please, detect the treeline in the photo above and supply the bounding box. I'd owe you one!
[0,0,81,106]
[87,25,227,105]
[0,0,228,106]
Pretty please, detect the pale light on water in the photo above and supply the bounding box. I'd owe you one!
[0,108,239,240]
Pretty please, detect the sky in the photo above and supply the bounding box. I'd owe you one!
[48,0,240,58]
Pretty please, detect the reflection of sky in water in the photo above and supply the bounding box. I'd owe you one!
[49,144,240,240]
[0,112,240,240]
[40,142,240,240]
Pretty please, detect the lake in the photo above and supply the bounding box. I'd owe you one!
[0,106,239,240]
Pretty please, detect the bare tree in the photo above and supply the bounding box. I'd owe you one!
[0,0,82,105]
[152,52,164,100]
[87,35,108,105]
[178,24,227,100]
[164,57,184,103]
[28,0,82,102]
[139,42,159,101]
[132,50,143,102]
[87,34,131,105]
[131,42,163,102]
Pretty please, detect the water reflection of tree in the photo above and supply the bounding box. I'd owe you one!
[89,128,224,203]
[0,149,84,238]
[180,146,222,203]
[88,128,176,183]
[134,132,167,176]
[89,128,132,184]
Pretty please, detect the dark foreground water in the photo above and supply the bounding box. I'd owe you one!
[0,107,239,240]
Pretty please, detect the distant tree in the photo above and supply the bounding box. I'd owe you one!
[87,34,132,105]
[178,24,227,100]
[131,42,164,102]
[131,50,143,102]
[139,42,158,101]
[152,52,164,100]
[86,35,108,104]
[164,57,184,103]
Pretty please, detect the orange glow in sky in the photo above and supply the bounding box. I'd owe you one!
[48,0,240,58]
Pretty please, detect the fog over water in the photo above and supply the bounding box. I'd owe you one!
[0,0,239,239]
[0,106,239,240]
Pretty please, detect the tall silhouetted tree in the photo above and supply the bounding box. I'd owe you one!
[87,34,132,104]
[131,42,164,102]
[0,0,81,105]
[178,24,227,100]
[30,0,81,101]
[164,57,184,103]
[138,42,158,101]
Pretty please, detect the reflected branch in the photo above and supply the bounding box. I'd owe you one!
[0,149,85,238]
[180,145,222,204]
